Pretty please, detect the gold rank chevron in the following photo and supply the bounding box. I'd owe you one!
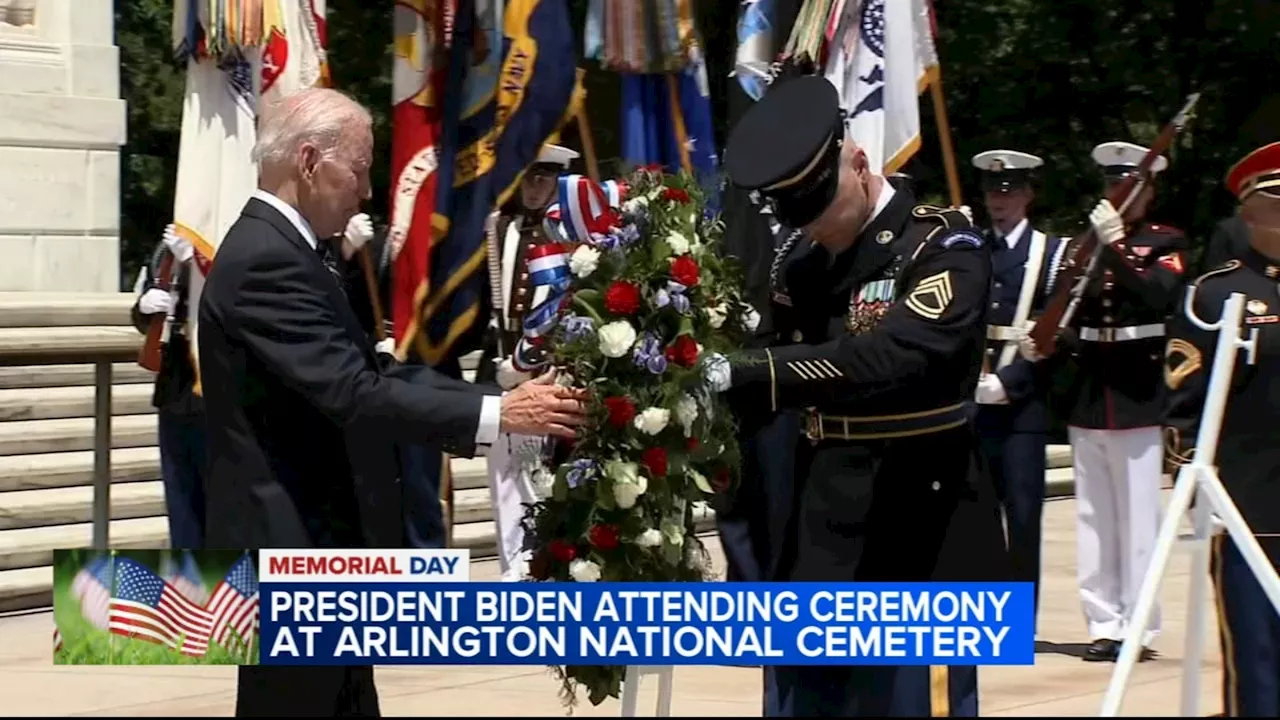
[787,358,844,381]
[905,271,953,320]
[1164,338,1202,390]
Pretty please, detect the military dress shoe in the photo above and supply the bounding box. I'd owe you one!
[1083,638,1120,662]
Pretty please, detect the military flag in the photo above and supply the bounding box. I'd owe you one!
[170,0,329,394]
[822,0,939,173]
[397,0,579,366]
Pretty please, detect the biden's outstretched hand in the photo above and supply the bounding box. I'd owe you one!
[499,371,590,439]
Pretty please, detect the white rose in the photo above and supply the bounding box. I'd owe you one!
[531,466,555,496]
[661,520,685,548]
[597,320,637,358]
[706,302,728,329]
[623,196,650,215]
[674,394,698,437]
[607,460,648,509]
[665,231,691,255]
[569,558,602,583]
[635,528,662,548]
[633,407,671,436]
[741,305,761,332]
[569,245,601,278]
[684,544,707,572]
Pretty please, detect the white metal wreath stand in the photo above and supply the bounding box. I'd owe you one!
[620,665,674,716]
[1100,292,1280,716]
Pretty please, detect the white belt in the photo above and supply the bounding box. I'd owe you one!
[986,325,1023,342]
[1078,324,1165,343]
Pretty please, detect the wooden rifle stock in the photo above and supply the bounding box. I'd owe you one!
[138,251,175,372]
[1028,93,1201,357]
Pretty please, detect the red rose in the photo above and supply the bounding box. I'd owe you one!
[670,256,700,287]
[642,447,669,477]
[604,281,641,315]
[548,540,577,563]
[588,524,621,552]
[665,335,699,368]
[663,187,691,204]
[603,396,637,428]
[686,437,700,452]
[528,549,552,580]
[712,468,733,493]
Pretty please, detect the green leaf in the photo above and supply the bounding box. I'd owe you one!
[661,542,682,566]
[687,468,714,495]
[552,468,569,502]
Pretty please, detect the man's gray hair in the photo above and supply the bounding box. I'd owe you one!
[252,87,372,169]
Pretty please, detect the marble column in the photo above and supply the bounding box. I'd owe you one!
[0,0,127,292]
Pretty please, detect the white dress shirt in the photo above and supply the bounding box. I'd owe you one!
[252,189,502,448]
[996,217,1029,250]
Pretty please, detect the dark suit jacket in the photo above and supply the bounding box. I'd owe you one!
[197,197,499,550]
[1202,214,1250,274]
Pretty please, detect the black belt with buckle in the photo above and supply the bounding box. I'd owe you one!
[804,402,970,442]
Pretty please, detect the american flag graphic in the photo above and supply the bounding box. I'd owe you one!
[162,549,210,606]
[70,555,112,630]
[207,553,259,654]
[108,557,214,657]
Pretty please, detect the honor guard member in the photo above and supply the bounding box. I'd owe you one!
[970,149,1070,631]
[478,142,578,581]
[1056,141,1189,662]
[131,225,207,550]
[710,74,1010,718]
[1165,141,1280,717]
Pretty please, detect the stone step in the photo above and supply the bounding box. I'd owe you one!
[0,446,159,493]
[0,481,167,530]
[1047,444,1071,469]
[0,415,156,456]
[0,362,154,389]
[0,326,142,365]
[0,565,51,613]
[0,383,155,422]
[0,516,171,571]
[0,292,135,328]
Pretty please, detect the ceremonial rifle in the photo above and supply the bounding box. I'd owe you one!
[137,251,175,373]
[1027,93,1201,358]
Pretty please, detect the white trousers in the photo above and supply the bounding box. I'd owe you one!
[485,432,544,582]
[1069,425,1164,645]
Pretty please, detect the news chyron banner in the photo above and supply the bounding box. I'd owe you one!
[55,549,1037,667]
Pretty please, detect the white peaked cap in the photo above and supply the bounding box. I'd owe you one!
[537,144,580,168]
[1092,141,1168,175]
[970,149,1044,171]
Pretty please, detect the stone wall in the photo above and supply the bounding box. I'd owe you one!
[0,0,126,292]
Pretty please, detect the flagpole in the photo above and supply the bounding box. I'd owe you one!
[108,550,117,665]
[572,68,601,183]
[928,71,963,207]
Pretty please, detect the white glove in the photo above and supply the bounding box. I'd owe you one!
[1017,320,1046,362]
[342,213,375,259]
[162,224,194,264]
[496,358,533,391]
[1089,199,1125,246]
[958,204,974,223]
[974,373,1008,405]
[137,287,172,315]
[374,337,395,357]
[701,353,732,393]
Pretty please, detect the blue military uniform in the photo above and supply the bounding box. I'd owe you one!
[969,150,1070,631]
[720,74,1011,717]
[1165,141,1280,717]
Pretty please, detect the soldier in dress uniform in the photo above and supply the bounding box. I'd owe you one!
[708,74,1010,718]
[1041,140,1190,662]
[477,142,579,581]
[130,225,206,550]
[1164,140,1280,717]
[969,149,1071,632]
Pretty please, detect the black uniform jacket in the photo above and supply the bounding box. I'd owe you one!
[197,197,499,550]
[1061,222,1190,430]
[728,188,1011,584]
[1165,248,1280,563]
[131,241,203,416]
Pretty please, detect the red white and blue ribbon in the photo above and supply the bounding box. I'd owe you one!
[556,174,623,243]
[512,243,573,372]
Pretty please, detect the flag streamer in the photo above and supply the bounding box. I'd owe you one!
[584,0,699,73]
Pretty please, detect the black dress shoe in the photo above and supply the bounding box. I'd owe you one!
[1083,638,1120,662]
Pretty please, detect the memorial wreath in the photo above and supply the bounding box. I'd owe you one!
[516,167,758,708]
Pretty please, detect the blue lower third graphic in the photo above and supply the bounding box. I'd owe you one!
[258,582,1036,666]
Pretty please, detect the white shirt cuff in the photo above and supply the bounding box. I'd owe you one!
[476,393,502,447]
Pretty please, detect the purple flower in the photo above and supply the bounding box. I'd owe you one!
[566,459,598,489]
[632,332,668,374]
[562,314,594,341]
[663,281,691,315]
